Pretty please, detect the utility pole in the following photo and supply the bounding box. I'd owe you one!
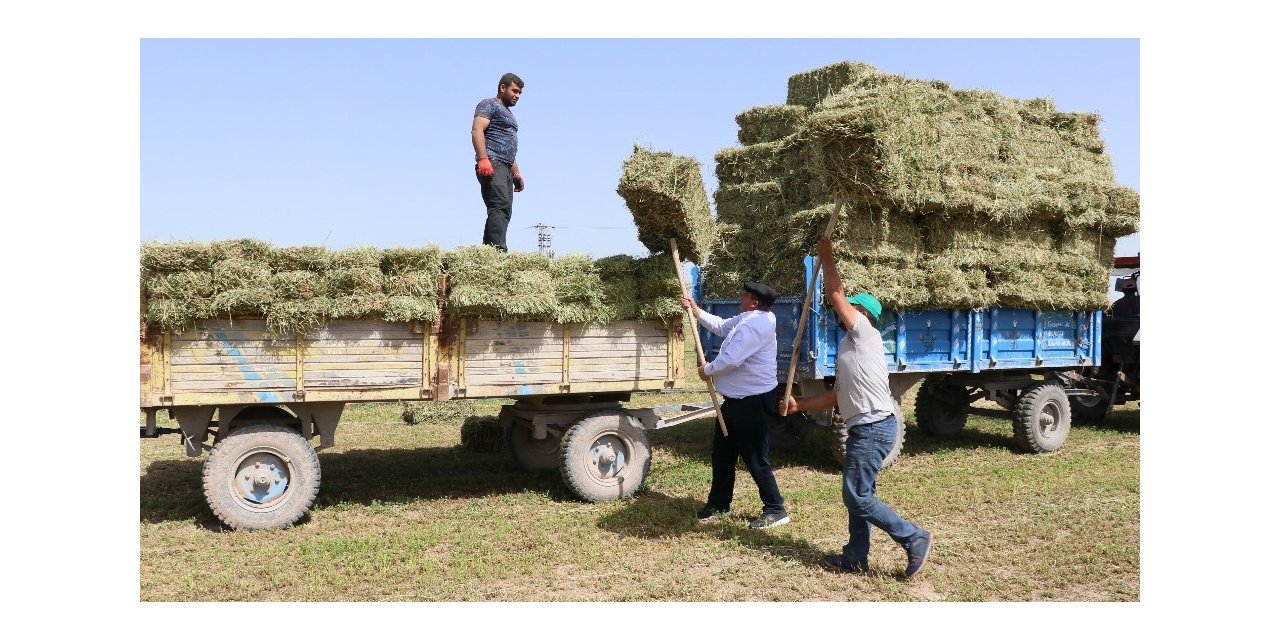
[531,223,554,258]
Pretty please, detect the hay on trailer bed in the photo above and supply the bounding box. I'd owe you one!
[617,146,717,264]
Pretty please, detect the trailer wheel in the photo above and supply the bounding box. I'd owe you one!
[559,410,650,502]
[1014,383,1072,453]
[915,384,970,436]
[830,412,906,470]
[1069,393,1110,424]
[202,424,321,531]
[504,412,562,471]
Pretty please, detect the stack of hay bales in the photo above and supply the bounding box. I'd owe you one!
[141,240,682,336]
[704,61,1140,311]
[141,240,443,335]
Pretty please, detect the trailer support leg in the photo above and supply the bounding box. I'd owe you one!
[172,406,216,457]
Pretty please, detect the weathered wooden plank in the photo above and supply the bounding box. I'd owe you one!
[171,355,298,366]
[302,353,424,364]
[302,366,425,378]
[570,323,668,338]
[302,377,421,387]
[169,363,297,374]
[569,371,669,382]
[172,340,297,352]
[171,379,298,391]
[303,363,419,373]
[465,372,563,385]
[470,321,560,340]
[172,370,299,382]
[301,343,423,354]
[465,356,669,371]
[466,336,669,352]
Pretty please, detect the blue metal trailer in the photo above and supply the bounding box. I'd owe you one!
[692,257,1109,465]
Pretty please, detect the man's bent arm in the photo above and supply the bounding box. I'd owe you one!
[471,116,490,160]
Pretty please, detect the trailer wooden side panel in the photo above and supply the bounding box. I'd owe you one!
[141,316,684,408]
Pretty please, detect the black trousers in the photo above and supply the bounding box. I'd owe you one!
[706,387,786,515]
[478,161,513,251]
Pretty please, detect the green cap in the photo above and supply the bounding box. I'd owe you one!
[846,291,882,323]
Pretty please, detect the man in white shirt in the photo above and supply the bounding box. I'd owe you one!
[680,282,789,529]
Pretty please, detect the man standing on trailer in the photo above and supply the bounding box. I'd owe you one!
[471,72,525,251]
[781,237,932,578]
[680,282,790,529]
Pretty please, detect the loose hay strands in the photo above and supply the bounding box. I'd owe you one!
[617,146,717,264]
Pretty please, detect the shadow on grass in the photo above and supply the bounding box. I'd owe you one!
[139,444,576,526]
[648,416,1028,472]
[597,490,836,570]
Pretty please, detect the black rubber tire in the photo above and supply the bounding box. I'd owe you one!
[770,413,813,451]
[830,411,906,470]
[1013,383,1072,453]
[202,424,321,531]
[1069,393,1111,424]
[915,384,970,436]
[559,410,651,502]
[504,415,562,471]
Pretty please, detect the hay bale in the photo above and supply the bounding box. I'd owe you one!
[787,61,880,108]
[714,139,788,186]
[382,295,439,324]
[617,146,717,263]
[921,213,1055,254]
[381,245,444,275]
[460,415,504,453]
[736,104,810,145]
[385,270,440,297]
[326,266,384,296]
[210,238,274,263]
[550,254,611,324]
[713,181,786,223]
[271,270,326,300]
[141,241,218,272]
[144,297,214,333]
[144,271,214,300]
[330,245,383,269]
[329,293,388,318]
[268,245,332,272]
[265,299,329,336]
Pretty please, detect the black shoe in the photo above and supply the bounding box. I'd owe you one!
[904,531,933,578]
[696,506,730,523]
[748,511,790,529]
[822,554,869,574]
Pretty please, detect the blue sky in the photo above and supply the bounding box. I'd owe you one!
[141,38,1139,258]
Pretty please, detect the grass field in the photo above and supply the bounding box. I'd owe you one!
[140,352,1139,601]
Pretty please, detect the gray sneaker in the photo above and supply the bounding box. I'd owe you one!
[748,512,790,529]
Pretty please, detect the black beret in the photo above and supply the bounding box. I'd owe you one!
[742,281,778,306]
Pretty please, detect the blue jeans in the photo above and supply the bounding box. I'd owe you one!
[841,415,925,562]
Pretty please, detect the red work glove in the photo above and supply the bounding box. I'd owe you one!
[513,172,525,192]
[476,157,494,177]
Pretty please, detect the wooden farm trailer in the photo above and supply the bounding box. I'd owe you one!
[140,315,710,530]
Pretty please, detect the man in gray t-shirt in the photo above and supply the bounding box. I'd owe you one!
[471,73,525,251]
[780,236,933,578]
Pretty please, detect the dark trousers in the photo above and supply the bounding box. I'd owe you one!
[706,387,786,515]
[478,161,513,251]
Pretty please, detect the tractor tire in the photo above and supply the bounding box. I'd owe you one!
[915,384,970,436]
[770,412,813,451]
[202,424,321,531]
[503,414,563,471]
[1013,383,1072,453]
[830,412,906,470]
[1069,392,1111,424]
[559,410,650,502]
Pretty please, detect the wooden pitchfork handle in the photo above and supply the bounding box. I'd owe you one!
[781,198,845,416]
[670,238,729,437]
